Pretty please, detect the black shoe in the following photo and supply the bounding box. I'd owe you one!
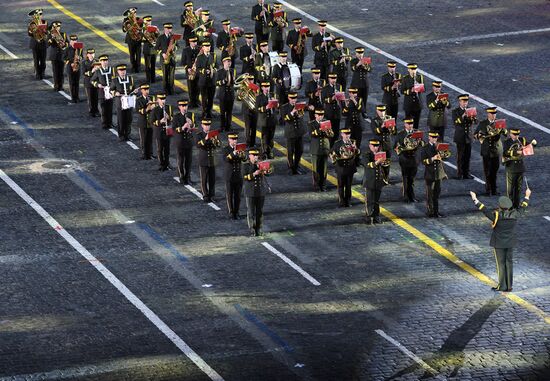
[338,202,345,208]
[158,166,164,171]
[320,186,327,192]
[365,217,373,225]
[167,165,174,170]
[403,198,411,203]
[435,212,444,218]
[491,286,506,292]
[203,196,211,202]
[210,197,217,202]
[250,229,257,237]
[374,217,382,224]
[296,167,306,174]
[426,212,435,218]
[151,155,157,159]
[183,180,189,185]
[412,198,420,203]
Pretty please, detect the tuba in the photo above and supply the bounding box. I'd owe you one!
[50,27,66,49]
[184,8,199,29]
[28,15,47,42]
[235,74,258,109]
[143,25,159,47]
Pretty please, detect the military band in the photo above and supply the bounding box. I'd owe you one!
[286,18,309,72]
[304,68,325,121]
[421,131,449,217]
[269,3,288,52]
[142,15,158,84]
[196,119,221,202]
[256,81,277,159]
[363,139,387,224]
[181,36,201,108]
[342,88,363,150]
[502,129,536,209]
[452,94,476,180]
[329,38,350,91]
[122,7,142,74]
[155,23,178,95]
[91,55,115,130]
[310,109,333,191]
[331,128,360,207]
[394,118,422,203]
[371,105,396,181]
[47,21,68,91]
[239,33,256,75]
[311,20,333,81]
[180,1,199,46]
[321,73,343,146]
[82,49,100,117]
[223,133,247,219]
[216,57,237,132]
[63,35,82,103]
[196,41,217,118]
[350,47,371,118]
[244,148,271,236]
[111,64,135,141]
[151,93,173,171]
[135,84,155,160]
[426,81,451,141]
[251,0,271,44]
[381,61,401,119]
[401,63,424,130]
[282,92,306,175]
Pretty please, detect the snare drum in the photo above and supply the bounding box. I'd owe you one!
[103,87,113,100]
[288,63,302,91]
[121,95,136,110]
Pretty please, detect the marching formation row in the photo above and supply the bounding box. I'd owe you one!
[26,2,537,236]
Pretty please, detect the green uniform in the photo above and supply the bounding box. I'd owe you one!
[475,197,529,291]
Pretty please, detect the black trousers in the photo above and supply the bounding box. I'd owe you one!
[200,86,215,118]
[246,196,265,232]
[261,124,276,157]
[85,86,99,115]
[386,102,398,119]
[405,108,421,130]
[99,98,113,129]
[365,188,381,218]
[139,126,153,159]
[162,62,176,95]
[312,154,328,189]
[494,247,514,291]
[219,96,234,131]
[291,50,305,72]
[401,165,417,201]
[328,117,340,147]
[31,43,47,78]
[128,40,142,72]
[116,107,133,140]
[456,143,471,178]
[144,54,156,83]
[336,76,347,92]
[318,63,329,82]
[156,135,171,169]
[199,166,216,198]
[286,137,303,172]
[271,39,284,53]
[425,179,441,215]
[226,180,243,216]
[67,70,80,101]
[357,86,368,114]
[337,172,353,206]
[187,78,200,107]
[506,170,523,208]
[482,155,500,194]
[176,146,193,181]
[255,27,269,47]
[244,110,257,148]
[51,60,64,90]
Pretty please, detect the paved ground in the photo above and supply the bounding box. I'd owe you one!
[1,0,550,380]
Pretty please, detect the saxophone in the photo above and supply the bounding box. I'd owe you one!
[296,27,307,55]
[164,35,177,65]
[71,47,81,72]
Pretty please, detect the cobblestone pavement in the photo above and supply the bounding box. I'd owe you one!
[0,0,549,380]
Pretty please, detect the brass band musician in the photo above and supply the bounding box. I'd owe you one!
[28,9,48,80]
[331,128,360,207]
[502,128,536,208]
[122,7,142,73]
[394,118,423,203]
[47,21,68,91]
[421,131,450,218]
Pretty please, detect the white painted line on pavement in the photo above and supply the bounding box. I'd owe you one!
[442,161,485,184]
[375,329,445,380]
[127,141,139,150]
[208,202,221,211]
[0,43,17,58]
[42,78,72,100]
[152,0,166,5]
[182,183,221,210]
[109,128,119,137]
[0,169,224,381]
[543,216,550,223]
[278,0,550,135]
[261,242,321,286]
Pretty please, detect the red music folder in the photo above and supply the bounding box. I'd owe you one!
[267,99,279,109]
[73,42,84,49]
[300,26,310,35]
[465,107,477,118]
[247,82,260,92]
[413,83,425,93]
[319,120,332,131]
[437,93,449,101]
[334,92,346,101]
[273,10,284,18]
[258,161,271,171]
[494,119,506,129]
[230,27,243,35]
[147,25,158,33]
[383,118,396,129]
[165,127,174,136]
[522,144,534,156]
[436,143,450,151]
[38,23,48,31]
[207,130,220,139]
[361,56,372,65]
[374,151,386,161]
[411,130,424,139]
[172,33,183,41]
[294,102,307,110]
[236,143,247,152]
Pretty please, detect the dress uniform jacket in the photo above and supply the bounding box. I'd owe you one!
[479,200,528,248]
[223,146,245,183]
[216,67,236,101]
[216,30,231,58]
[350,58,371,89]
[251,3,271,37]
[452,107,475,145]
[332,139,358,176]
[343,98,363,144]
[151,104,173,132]
[155,33,178,64]
[269,11,287,48]
[196,131,220,167]
[281,103,306,139]
[401,73,424,112]
[110,75,135,109]
[239,43,256,74]
[196,52,217,87]
[394,129,420,169]
[81,59,95,88]
[91,66,115,99]
[475,119,506,158]
[370,116,396,155]
[362,151,386,190]
[47,31,67,61]
[135,95,154,130]
[321,83,342,120]
[256,93,277,133]
[181,44,200,68]
[243,162,269,197]
[311,32,332,68]
[309,120,331,155]
[172,112,195,148]
[63,46,82,74]
[329,48,350,79]
[421,143,447,181]
[502,137,527,174]
[304,78,325,113]
[426,92,451,128]
[381,71,401,106]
